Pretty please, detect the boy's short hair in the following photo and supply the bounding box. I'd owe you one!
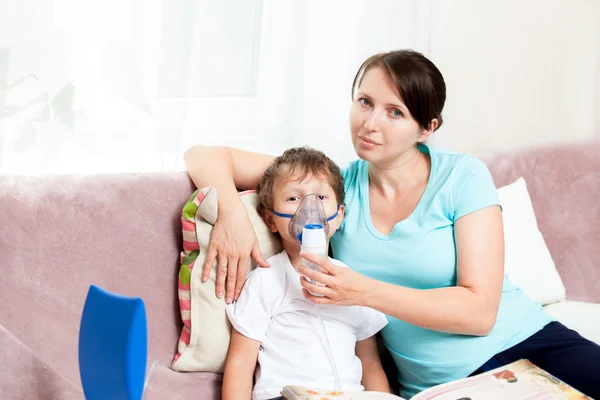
[256,146,345,220]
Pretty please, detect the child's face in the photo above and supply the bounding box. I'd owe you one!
[266,172,344,249]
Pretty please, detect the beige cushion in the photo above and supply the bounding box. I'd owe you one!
[171,187,282,372]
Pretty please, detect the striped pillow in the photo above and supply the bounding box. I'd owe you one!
[171,186,282,373]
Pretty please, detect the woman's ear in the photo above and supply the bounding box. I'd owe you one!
[417,118,438,143]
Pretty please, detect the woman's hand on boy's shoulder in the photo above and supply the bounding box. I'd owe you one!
[203,204,270,304]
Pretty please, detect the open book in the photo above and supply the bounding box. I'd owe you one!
[281,359,592,400]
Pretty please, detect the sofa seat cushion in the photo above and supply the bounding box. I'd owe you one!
[543,301,600,345]
[143,366,222,400]
[1,320,222,400]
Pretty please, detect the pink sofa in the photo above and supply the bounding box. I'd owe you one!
[1,140,599,399]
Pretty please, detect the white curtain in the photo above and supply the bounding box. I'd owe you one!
[0,0,444,175]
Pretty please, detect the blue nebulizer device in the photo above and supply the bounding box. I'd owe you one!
[78,285,155,400]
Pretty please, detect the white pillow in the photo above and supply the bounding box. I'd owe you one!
[497,178,566,306]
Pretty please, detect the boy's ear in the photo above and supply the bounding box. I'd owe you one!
[328,204,345,236]
[337,204,345,220]
[264,212,278,233]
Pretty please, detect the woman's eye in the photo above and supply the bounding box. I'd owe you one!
[358,98,372,107]
[391,109,402,118]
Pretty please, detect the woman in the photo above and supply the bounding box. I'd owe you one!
[184,50,600,399]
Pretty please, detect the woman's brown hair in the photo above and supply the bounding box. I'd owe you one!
[352,49,446,131]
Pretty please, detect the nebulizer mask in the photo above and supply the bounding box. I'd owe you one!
[271,194,339,279]
[271,194,342,390]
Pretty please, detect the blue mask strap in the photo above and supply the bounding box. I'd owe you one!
[270,209,294,218]
[270,204,340,220]
[326,205,340,221]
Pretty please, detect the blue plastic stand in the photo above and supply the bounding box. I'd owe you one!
[78,285,148,400]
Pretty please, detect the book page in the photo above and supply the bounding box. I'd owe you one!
[281,386,406,400]
[413,360,591,400]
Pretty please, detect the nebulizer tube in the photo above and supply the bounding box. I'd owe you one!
[314,303,342,391]
[301,224,342,391]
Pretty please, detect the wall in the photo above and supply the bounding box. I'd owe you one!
[430,0,600,156]
[3,1,597,173]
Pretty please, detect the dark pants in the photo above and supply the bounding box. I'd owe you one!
[471,321,600,399]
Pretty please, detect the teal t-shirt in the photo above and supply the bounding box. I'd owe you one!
[330,144,553,399]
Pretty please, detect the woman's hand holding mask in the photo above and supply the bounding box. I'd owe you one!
[298,252,377,307]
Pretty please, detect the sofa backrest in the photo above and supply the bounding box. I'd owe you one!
[482,139,600,303]
[2,139,598,388]
[0,171,195,387]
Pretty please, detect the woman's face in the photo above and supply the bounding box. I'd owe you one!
[349,66,429,167]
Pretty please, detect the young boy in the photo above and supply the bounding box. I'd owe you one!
[223,147,390,400]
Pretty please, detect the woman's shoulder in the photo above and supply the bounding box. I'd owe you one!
[427,143,481,163]
[427,144,491,181]
[426,144,500,219]
[340,158,367,192]
[341,158,364,177]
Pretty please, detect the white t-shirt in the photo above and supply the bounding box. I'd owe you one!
[225,250,389,400]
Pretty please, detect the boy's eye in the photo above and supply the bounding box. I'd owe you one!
[287,196,300,201]
[317,194,327,200]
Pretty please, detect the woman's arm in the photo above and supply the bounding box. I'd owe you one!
[299,205,504,336]
[184,145,275,302]
[184,145,275,205]
[369,205,504,335]
[222,328,261,400]
[355,336,390,393]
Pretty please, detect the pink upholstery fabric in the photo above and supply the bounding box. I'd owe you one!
[482,139,600,303]
[0,172,221,399]
[0,323,81,400]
